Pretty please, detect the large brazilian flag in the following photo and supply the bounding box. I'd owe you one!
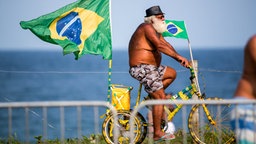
[20,0,112,60]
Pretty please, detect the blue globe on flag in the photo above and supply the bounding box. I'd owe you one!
[167,24,178,35]
[56,12,82,45]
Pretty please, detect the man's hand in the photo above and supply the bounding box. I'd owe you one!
[177,56,190,68]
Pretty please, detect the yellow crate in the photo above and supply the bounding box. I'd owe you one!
[111,84,132,111]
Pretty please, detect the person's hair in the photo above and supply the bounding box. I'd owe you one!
[144,15,166,33]
[144,15,156,23]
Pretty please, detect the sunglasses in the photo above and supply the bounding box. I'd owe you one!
[156,15,165,19]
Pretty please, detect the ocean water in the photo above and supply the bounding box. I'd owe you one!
[0,48,243,141]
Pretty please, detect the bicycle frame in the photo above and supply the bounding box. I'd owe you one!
[135,67,216,124]
[167,67,216,124]
[165,67,201,121]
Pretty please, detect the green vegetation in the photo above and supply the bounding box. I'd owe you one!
[0,130,191,144]
[0,129,235,144]
[0,134,107,144]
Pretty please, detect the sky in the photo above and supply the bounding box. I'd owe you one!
[0,0,255,51]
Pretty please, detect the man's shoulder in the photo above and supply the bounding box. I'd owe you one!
[139,23,153,29]
[246,35,256,52]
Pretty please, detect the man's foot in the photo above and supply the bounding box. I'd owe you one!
[154,133,175,143]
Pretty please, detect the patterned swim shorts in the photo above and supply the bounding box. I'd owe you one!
[129,64,166,93]
[230,97,256,144]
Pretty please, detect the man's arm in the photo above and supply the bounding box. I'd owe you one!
[160,36,190,67]
[144,24,190,67]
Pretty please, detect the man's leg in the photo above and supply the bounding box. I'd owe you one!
[162,66,176,89]
[161,66,176,118]
[149,88,167,140]
[160,66,177,140]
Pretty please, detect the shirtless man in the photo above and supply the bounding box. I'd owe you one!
[231,35,256,143]
[128,6,190,142]
[234,35,256,99]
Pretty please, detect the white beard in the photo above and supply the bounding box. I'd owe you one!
[152,17,167,33]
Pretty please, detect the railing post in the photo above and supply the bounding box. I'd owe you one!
[192,60,199,100]
[192,60,199,134]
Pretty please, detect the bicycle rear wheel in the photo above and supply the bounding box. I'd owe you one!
[102,110,147,144]
[188,97,236,144]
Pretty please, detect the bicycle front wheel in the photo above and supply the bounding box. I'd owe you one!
[188,97,236,144]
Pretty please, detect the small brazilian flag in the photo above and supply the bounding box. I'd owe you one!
[162,20,189,39]
[20,0,112,60]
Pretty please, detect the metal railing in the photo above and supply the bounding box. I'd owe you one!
[130,99,256,144]
[0,101,118,143]
[1,99,256,144]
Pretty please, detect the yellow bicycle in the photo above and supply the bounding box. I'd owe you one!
[102,67,235,144]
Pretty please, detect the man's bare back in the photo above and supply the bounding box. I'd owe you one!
[234,35,256,99]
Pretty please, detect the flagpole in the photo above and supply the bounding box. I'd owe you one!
[187,38,202,95]
[107,59,112,103]
[107,0,113,104]
[183,21,201,95]
[108,2,119,143]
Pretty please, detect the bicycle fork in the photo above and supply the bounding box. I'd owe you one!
[201,104,216,125]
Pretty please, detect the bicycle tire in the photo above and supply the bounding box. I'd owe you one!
[102,110,147,144]
[134,111,148,144]
[188,97,236,144]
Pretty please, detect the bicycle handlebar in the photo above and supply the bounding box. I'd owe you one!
[189,67,196,81]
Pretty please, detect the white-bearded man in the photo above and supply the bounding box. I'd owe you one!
[128,5,190,142]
